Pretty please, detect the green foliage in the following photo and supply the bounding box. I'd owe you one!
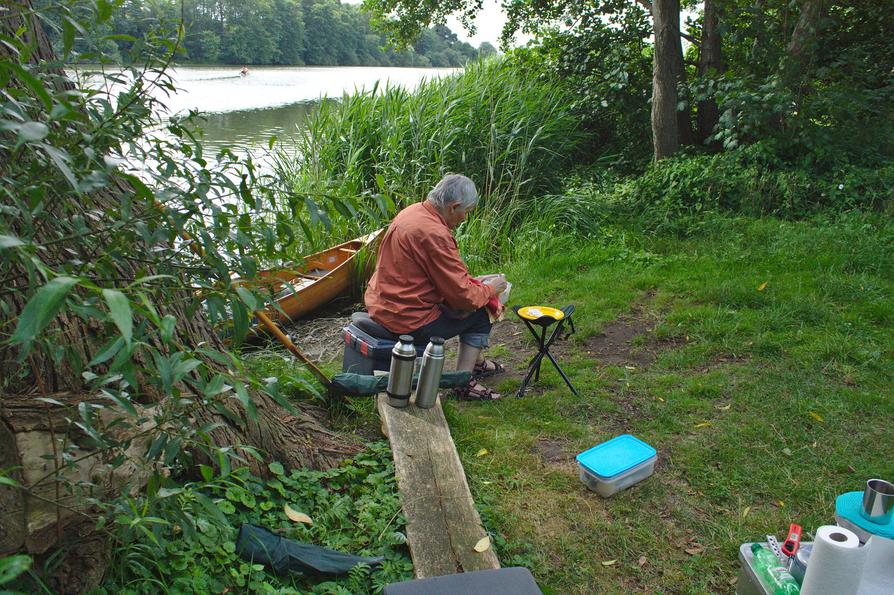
[45,0,484,67]
[0,3,365,586]
[95,442,412,594]
[509,3,654,164]
[0,555,32,586]
[565,147,894,235]
[276,57,584,253]
[365,0,894,168]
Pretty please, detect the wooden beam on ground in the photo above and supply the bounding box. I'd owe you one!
[377,394,500,578]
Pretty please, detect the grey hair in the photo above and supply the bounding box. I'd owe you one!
[426,174,478,210]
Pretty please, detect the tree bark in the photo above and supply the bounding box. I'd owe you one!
[0,1,360,563]
[697,0,723,147]
[784,0,828,92]
[651,0,681,160]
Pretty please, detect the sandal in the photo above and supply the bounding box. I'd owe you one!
[453,380,501,401]
[473,359,505,379]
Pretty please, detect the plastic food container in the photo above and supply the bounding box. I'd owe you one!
[576,434,657,497]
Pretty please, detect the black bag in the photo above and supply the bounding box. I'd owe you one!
[236,523,384,576]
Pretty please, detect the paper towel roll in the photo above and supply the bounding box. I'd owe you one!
[857,536,894,594]
[801,525,868,595]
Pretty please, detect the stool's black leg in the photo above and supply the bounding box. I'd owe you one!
[543,350,579,396]
[535,325,547,382]
[516,351,545,397]
[517,318,542,397]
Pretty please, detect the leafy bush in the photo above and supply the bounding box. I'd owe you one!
[579,146,894,234]
[93,442,412,594]
[0,2,367,589]
[508,5,653,164]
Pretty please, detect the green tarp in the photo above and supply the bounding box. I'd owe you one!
[330,370,472,397]
[236,523,383,576]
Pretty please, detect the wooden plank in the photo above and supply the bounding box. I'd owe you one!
[377,394,500,578]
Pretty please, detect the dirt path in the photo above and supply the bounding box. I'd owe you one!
[283,297,682,385]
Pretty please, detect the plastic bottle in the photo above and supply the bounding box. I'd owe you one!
[750,543,801,595]
[386,335,415,408]
[414,337,445,409]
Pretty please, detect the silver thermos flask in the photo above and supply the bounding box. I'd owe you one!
[386,335,416,408]
[414,337,445,409]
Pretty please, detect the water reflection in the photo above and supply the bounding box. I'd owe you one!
[192,101,318,157]
[159,65,459,165]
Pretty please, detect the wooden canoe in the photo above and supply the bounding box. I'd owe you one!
[247,229,382,323]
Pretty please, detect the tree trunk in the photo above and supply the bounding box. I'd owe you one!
[784,0,828,93]
[0,1,360,565]
[651,0,681,160]
[697,0,723,147]
[668,7,694,147]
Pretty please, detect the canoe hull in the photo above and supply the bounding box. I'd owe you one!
[255,229,382,323]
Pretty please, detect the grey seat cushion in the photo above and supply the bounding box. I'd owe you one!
[351,312,399,340]
[382,567,542,595]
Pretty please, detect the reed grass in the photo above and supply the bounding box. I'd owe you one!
[273,58,585,256]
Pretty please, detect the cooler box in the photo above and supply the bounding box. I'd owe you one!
[341,324,425,375]
[576,434,657,497]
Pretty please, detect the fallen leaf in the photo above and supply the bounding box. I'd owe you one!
[809,411,824,423]
[742,506,751,518]
[847,465,856,473]
[601,559,617,566]
[284,504,312,525]
[716,403,731,411]
[782,447,793,457]
[638,556,647,567]
[757,282,768,291]
[685,547,703,556]
[694,421,712,428]
[473,536,490,552]
[481,480,493,485]
[476,448,489,457]
[657,396,665,402]
[777,500,785,508]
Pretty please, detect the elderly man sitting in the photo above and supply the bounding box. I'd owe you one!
[364,174,508,400]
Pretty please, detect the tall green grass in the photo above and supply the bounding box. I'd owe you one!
[274,58,585,255]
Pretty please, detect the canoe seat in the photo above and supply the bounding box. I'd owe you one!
[351,312,399,341]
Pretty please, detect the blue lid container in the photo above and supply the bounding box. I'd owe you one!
[576,434,656,478]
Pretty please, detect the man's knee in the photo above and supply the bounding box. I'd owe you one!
[459,332,489,349]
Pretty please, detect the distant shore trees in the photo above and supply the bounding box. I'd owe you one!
[37,0,491,67]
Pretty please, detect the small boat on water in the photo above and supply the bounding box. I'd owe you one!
[246,229,383,323]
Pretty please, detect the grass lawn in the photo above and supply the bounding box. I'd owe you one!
[430,213,893,593]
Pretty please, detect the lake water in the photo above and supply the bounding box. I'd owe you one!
[156,65,460,157]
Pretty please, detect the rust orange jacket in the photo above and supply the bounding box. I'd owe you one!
[364,201,496,333]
